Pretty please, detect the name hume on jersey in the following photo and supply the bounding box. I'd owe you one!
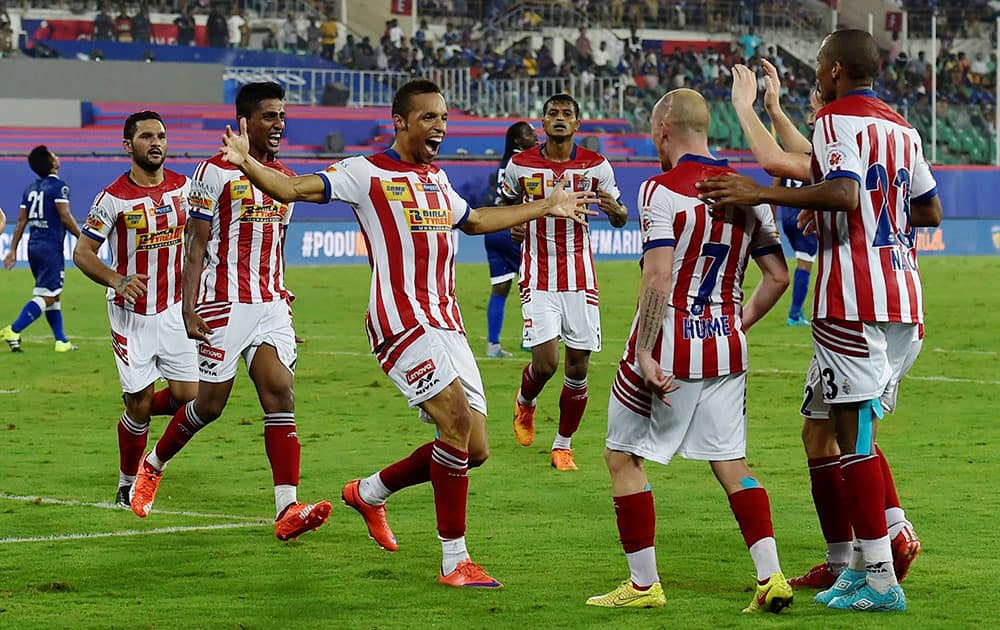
[380,179,451,232]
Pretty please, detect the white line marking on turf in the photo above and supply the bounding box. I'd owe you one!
[0,493,263,521]
[0,389,19,394]
[0,522,265,545]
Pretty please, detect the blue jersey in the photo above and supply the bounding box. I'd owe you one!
[20,174,71,250]
[777,178,817,257]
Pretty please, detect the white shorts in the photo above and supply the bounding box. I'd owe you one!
[520,287,601,351]
[195,300,297,383]
[377,325,487,420]
[801,319,922,419]
[108,302,198,394]
[607,370,747,466]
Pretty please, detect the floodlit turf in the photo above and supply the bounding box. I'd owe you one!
[0,257,997,628]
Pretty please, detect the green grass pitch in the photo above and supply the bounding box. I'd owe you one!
[0,256,998,628]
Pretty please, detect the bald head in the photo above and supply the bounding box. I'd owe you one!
[820,29,879,81]
[651,88,710,138]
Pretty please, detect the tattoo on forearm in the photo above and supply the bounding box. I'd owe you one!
[637,287,670,351]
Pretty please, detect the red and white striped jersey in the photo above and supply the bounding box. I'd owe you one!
[499,144,621,292]
[618,156,782,383]
[188,154,295,305]
[82,169,189,315]
[316,150,471,351]
[810,90,937,324]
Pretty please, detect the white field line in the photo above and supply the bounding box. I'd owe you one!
[0,493,264,521]
[0,389,19,394]
[0,521,265,545]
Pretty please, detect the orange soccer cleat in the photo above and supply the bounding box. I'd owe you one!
[274,500,332,541]
[550,448,579,471]
[439,559,504,589]
[512,391,536,447]
[129,455,162,518]
[341,479,398,551]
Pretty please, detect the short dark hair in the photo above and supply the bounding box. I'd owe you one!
[235,82,285,120]
[28,145,53,178]
[822,29,879,81]
[123,110,164,140]
[542,93,580,119]
[392,79,443,119]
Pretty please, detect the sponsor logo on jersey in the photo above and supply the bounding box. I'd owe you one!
[153,204,174,215]
[405,358,436,385]
[124,211,147,230]
[406,207,451,232]
[827,149,845,168]
[199,345,226,361]
[414,182,440,193]
[239,203,287,223]
[381,180,414,202]
[188,193,213,212]
[136,226,184,250]
[523,177,544,196]
[230,180,253,200]
[85,213,106,232]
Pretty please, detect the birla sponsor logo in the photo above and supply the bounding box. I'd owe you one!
[136,226,184,250]
[239,203,286,223]
[405,359,436,385]
[406,208,452,232]
[124,211,147,230]
[199,345,226,361]
[381,180,414,202]
[230,180,253,199]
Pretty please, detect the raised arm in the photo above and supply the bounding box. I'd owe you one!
[697,173,859,213]
[461,182,597,235]
[761,59,812,154]
[220,118,327,203]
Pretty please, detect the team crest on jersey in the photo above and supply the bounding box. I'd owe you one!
[124,211,147,230]
[826,143,845,169]
[230,180,253,199]
[406,207,451,232]
[240,203,287,223]
[381,180,414,202]
[136,226,184,250]
[523,177,544,196]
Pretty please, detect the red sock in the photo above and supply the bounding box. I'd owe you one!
[264,412,300,486]
[807,455,853,544]
[380,442,433,492]
[149,387,178,416]
[154,401,209,463]
[875,444,901,510]
[614,491,656,552]
[840,454,888,540]
[429,439,468,540]
[728,487,774,548]
[118,413,149,476]
[557,378,588,438]
[519,363,548,402]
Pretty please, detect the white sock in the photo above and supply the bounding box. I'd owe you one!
[826,541,853,570]
[359,473,392,506]
[848,540,865,572]
[274,484,297,519]
[516,391,536,407]
[551,433,571,451]
[748,537,781,581]
[859,535,897,593]
[147,448,167,472]
[440,536,469,575]
[118,473,136,488]
[885,507,907,530]
[625,547,659,588]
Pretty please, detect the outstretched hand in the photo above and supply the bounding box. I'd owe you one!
[730,64,758,111]
[696,173,763,208]
[220,117,251,167]
[547,180,598,225]
[761,58,782,112]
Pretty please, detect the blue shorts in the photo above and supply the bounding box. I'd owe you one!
[484,229,520,284]
[28,243,65,297]
[781,209,817,260]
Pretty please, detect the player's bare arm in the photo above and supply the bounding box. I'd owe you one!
[911,195,943,227]
[636,246,679,403]
[742,250,789,331]
[598,189,629,227]
[220,118,326,203]
[761,59,813,154]
[462,182,597,235]
[2,207,28,269]
[730,65,812,181]
[73,236,148,305]
[697,174,858,212]
[181,219,212,343]
[0,207,6,233]
[55,200,81,238]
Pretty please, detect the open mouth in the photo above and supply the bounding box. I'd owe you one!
[147,150,163,159]
[268,132,283,148]
[552,124,567,132]
[425,138,442,155]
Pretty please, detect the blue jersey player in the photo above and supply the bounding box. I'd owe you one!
[2,146,82,352]
[484,121,537,358]
[774,177,816,326]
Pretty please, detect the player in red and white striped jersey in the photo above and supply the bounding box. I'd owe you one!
[128,84,332,542]
[218,79,597,588]
[698,30,944,612]
[73,111,197,509]
[590,88,793,612]
[500,93,629,470]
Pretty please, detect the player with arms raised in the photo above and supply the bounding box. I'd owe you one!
[588,88,793,612]
[218,79,596,588]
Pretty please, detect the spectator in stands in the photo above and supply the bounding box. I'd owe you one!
[262,27,277,51]
[387,18,404,48]
[206,4,227,48]
[32,19,52,44]
[415,19,433,50]
[738,27,761,62]
[575,27,592,67]
[320,10,337,60]
[593,40,611,76]
[625,27,642,58]
[94,3,114,42]
[174,4,195,46]
[132,5,151,44]
[227,7,246,49]
[609,0,624,26]
[306,16,321,57]
[282,11,300,52]
[337,33,356,66]
[114,9,132,43]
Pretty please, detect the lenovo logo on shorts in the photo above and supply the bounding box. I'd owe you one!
[405,359,436,385]
[199,345,226,361]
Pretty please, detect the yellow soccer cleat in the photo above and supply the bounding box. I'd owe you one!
[743,572,794,614]
[1,325,22,352]
[54,340,78,352]
[586,580,666,608]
